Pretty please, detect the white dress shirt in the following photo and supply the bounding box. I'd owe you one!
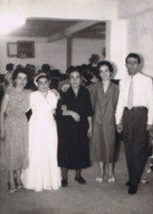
[115,72,153,125]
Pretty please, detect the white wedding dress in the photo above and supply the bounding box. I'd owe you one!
[22,90,61,192]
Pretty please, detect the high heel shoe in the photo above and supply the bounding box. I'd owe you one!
[14,177,24,189]
[108,176,115,183]
[7,182,17,193]
[96,177,103,183]
[9,188,17,193]
[17,184,24,189]
[75,176,86,184]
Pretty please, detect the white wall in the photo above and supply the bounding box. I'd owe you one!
[127,10,153,78]
[72,38,105,66]
[0,36,49,73]
[0,36,105,74]
[118,0,153,78]
[0,0,118,20]
[106,20,128,79]
[118,0,153,18]
[0,36,67,73]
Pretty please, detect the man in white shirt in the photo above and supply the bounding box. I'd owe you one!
[116,53,153,194]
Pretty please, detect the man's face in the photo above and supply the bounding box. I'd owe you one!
[126,57,140,76]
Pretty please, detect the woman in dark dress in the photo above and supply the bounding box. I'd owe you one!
[57,68,92,187]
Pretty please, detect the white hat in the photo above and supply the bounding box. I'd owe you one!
[34,73,47,87]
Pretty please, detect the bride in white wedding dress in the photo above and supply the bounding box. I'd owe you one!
[22,73,61,192]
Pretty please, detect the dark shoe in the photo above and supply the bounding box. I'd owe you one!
[75,176,86,184]
[125,181,131,186]
[62,179,68,187]
[128,185,138,195]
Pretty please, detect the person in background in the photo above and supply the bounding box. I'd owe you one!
[25,64,37,91]
[56,68,92,187]
[116,53,153,194]
[21,73,61,192]
[3,63,14,92]
[57,66,76,90]
[48,69,60,89]
[141,128,153,183]
[88,61,119,184]
[0,68,31,193]
[41,63,51,75]
[16,64,23,69]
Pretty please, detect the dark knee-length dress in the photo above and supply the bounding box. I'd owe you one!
[88,81,119,163]
[57,86,93,169]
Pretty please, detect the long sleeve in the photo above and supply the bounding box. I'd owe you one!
[115,79,126,124]
[146,78,153,125]
[87,82,99,110]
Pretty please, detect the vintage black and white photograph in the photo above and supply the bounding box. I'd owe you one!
[0,1,153,214]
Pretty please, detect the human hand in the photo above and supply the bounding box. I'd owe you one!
[87,126,92,138]
[116,124,123,133]
[70,111,80,122]
[61,105,67,111]
[61,84,70,92]
[51,89,60,98]
[147,124,153,132]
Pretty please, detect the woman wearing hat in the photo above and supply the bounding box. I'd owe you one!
[22,73,61,192]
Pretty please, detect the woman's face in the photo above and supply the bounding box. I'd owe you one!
[69,71,81,89]
[99,65,111,81]
[37,77,49,93]
[15,72,27,89]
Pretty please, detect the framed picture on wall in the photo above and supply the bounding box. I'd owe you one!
[17,41,35,59]
[7,42,17,57]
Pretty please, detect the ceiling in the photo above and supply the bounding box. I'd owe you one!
[8,18,106,41]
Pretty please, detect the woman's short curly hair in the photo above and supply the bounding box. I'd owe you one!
[97,61,114,75]
[12,67,28,81]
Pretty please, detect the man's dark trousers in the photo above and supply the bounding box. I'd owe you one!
[122,107,149,185]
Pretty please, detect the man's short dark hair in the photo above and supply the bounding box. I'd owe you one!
[126,53,141,64]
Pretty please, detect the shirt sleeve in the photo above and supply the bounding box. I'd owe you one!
[146,78,153,125]
[115,80,125,124]
[86,83,98,110]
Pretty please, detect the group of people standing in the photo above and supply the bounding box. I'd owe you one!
[0,52,153,195]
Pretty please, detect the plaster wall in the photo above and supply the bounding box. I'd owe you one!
[127,10,153,78]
